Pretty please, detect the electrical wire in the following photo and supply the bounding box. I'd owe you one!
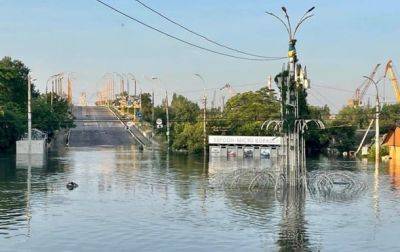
[133,0,283,59]
[94,0,286,61]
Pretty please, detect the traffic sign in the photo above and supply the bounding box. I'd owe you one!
[156,118,162,125]
[127,121,134,127]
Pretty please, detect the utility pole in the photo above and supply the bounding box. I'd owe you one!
[51,80,54,108]
[151,90,155,134]
[203,90,207,154]
[28,75,32,155]
[376,95,380,162]
[165,90,170,149]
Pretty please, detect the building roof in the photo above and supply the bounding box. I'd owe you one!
[383,127,400,147]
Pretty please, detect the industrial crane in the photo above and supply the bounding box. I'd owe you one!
[348,64,381,107]
[384,60,400,103]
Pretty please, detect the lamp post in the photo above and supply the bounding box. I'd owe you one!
[127,73,138,120]
[152,77,170,149]
[363,76,382,164]
[27,75,37,155]
[194,74,207,155]
[266,6,315,185]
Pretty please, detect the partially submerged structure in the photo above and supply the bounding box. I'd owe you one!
[382,127,400,162]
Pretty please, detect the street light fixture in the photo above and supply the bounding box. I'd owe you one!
[194,74,207,155]
[363,75,382,164]
[152,77,170,149]
[266,6,315,40]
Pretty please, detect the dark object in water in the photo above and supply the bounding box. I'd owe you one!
[66,182,79,190]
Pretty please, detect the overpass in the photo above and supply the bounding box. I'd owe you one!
[68,106,151,148]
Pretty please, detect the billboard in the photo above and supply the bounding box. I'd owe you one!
[208,135,282,146]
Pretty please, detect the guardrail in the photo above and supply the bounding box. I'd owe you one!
[107,106,149,148]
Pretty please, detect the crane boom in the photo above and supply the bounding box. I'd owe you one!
[359,64,381,99]
[348,64,380,107]
[384,60,400,103]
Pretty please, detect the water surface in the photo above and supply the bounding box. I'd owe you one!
[1,147,400,251]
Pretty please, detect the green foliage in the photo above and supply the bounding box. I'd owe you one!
[368,144,389,160]
[32,94,74,138]
[0,56,74,151]
[140,92,153,122]
[170,93,200,123]
[380,103,400,133]
[0,102,25,151]
[335,106,373,128]
[223,87,280,135]
[172,122,203,153]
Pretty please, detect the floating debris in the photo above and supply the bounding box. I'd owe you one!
[66,182,79,190]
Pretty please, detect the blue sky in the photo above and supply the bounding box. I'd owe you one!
[1,0,399,111]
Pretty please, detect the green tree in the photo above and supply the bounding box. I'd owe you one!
[380,103,400,133]
[140,92,153,122]
[172,122,203,153]
[223,87,280,135]
[0,56,74,151]
[170,93,200,123]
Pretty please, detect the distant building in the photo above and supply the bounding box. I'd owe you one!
[382,127,400,161]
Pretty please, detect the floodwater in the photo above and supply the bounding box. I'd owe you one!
[1,147,400,251]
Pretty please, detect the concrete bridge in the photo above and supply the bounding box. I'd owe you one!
[68,106,151,147]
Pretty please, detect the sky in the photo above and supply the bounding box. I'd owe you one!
[0,0,399,112]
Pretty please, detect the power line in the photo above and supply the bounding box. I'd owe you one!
[94,0,286,61]
[133,0,283,59]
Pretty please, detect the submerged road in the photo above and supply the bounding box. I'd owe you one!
[68,106,136,147]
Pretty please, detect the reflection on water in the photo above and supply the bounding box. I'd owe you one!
[1,149,400,250]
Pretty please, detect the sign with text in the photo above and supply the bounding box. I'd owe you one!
[208,135,282,146]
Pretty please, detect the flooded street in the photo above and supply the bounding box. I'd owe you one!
[1,147,400,251]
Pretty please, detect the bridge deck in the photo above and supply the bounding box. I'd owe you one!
[69,106,137,147]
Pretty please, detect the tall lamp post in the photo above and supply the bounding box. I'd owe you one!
[363,76,381,164]
[27,75,37,155]
[266,6,315,185]
[152,77,170,149]
[194,74,207,155]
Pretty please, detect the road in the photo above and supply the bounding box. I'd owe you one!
[68,106,136,147]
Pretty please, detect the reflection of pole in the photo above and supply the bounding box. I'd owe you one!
[26,157,32,236]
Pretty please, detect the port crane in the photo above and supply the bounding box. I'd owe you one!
[348,64,381,107]
[384,60,400,103]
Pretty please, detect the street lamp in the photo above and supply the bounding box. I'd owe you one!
[265,7,315,184]
[194,74,207,155]
[27,75,37,155]
[152,77,170,149]
[363,75,382,164]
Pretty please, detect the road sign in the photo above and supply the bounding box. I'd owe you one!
[127,121,134,127]
[156,118,162,125]
[157,124,163,129]
[136,111,142,119]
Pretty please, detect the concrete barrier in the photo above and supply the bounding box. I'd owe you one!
[16,140,46,154]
